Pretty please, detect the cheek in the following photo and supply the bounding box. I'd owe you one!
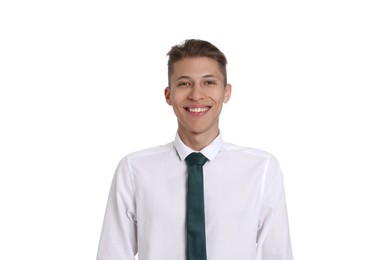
[170,95,181,107]
[170,94,186,112]
[170,89,187,102]
[212,90,228,103]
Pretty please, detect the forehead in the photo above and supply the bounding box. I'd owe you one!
[171,57,223,80]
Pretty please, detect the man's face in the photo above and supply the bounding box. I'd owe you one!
[165,57,231,139]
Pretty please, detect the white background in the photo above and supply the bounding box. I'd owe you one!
[1,0,389,259]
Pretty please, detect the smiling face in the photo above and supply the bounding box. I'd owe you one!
[165,57,231,146]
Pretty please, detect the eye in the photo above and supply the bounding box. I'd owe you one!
[177,82,191,87]
[204,80,216,86]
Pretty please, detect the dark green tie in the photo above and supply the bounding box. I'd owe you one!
[185,152,208,260]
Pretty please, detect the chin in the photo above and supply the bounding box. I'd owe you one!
[188,128,206,135]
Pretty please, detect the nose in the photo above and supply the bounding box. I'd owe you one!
[188,84,204,101]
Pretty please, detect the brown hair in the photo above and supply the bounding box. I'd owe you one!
[167,39,228,86]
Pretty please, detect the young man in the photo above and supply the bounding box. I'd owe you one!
[97,39,293,260]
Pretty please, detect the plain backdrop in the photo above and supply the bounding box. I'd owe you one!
[1,0,389,259]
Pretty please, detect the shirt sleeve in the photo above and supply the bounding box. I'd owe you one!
[256,155,293,260]
[97,156,137,260]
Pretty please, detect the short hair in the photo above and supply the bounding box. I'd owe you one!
[167,39,228,86]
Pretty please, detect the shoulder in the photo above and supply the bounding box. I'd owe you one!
[221,142,278,161]
[114,142,175,173]
[122,142,174,162]
[220,142,282,173]
[112,142,175,179]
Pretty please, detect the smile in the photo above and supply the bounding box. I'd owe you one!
[184,106,211,114]
[188,107,209,113]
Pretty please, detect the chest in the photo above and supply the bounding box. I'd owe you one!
[133,159,265,225]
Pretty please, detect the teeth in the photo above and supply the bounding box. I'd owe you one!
[188,107,209,113]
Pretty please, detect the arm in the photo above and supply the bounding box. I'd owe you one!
[97,156,137,260]
[256,156,293,260]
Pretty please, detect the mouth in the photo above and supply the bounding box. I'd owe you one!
[184,105,211,116]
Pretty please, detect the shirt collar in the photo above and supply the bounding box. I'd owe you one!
[174,132,223,162]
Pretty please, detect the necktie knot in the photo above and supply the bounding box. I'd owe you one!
[185,152,208,167]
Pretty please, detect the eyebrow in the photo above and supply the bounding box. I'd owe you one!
[173,74,218,82]
[174,76,191,82]
[202,74,217,78]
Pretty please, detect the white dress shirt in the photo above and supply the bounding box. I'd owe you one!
[97,133,293,260]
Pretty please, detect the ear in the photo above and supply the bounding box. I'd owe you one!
[223,84,232,103]
[164,87,172,106]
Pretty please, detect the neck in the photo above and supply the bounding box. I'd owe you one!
[178,129,219,151]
